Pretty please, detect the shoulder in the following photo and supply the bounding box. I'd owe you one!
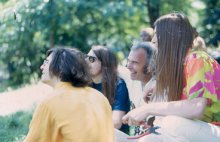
[115,78,129,99]
[116,78,128,91]
[43,87,104,103]
[117,77,126,85]
[86,87,110,102]
[86,86,103,96]
[185,50,219,72]
[186,50,217,64]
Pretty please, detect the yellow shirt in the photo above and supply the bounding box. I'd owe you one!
[24,82,114,142]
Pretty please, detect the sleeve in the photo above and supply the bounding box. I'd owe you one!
[112,79,130,112]
[24,102,53,142]
[184,53,220,102]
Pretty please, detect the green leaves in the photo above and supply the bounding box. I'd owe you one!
[0,111,33,142]
[202,0,220,46]
[0,0,146,89]
[0,0,216,91]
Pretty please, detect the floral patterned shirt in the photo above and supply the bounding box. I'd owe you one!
[182,50,220,122]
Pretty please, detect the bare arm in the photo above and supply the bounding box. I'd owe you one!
[112,110,126,129]
[122,97,206,125]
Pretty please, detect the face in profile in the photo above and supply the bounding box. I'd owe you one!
[40,54,53,85]
[86,50,102,78]
[127,48,147,82]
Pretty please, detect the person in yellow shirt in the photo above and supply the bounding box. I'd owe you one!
[24,47,115,142]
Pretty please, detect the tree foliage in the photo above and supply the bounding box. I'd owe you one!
[0,0,150,89]
[202,0,220,46]
[0,0,218,91]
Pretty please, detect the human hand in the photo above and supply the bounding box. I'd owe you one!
[143,79,156,103]
[122,106,149,126]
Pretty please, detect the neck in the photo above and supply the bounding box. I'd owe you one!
[49,77,60,88]
[142,73,152,86]
[92,74,102,84]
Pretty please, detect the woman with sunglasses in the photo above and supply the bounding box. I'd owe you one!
[122,12,220,142]
[86,45,130,134]
[24,47,114,142]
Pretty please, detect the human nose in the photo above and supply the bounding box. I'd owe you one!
[40,64,44,70]
[126,61,132,69]
[40,61,45,70]
[151,35,158,46]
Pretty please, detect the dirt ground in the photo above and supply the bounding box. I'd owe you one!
[0,82,53,116]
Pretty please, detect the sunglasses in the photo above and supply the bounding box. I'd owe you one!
[84,55,97,63]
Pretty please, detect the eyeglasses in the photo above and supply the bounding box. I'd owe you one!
[43,59,49,65]
[84,55,97,63]
[88,56,97,63]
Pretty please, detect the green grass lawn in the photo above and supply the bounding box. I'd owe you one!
[0,111,33,142]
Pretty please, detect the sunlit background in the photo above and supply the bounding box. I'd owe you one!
[0,0,219,141]
[0,0,219,92]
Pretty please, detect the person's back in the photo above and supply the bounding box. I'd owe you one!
[25,83,114,142]
[24,47,115,142]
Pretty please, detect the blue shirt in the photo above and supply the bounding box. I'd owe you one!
[91,78,130,134]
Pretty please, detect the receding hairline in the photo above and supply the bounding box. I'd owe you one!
[128,48,147,62]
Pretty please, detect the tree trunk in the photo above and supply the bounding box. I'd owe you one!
[147,0,160,27]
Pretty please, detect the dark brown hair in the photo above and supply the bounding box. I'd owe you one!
[47,47,91,87]
[154,12,194,101]
[92,45,117,106]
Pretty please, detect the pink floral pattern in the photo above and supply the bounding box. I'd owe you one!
[182,50,220,122]
[183,50,220,100]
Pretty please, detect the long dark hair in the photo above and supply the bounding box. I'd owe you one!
[154,12,194,101]
[92,45,118,106]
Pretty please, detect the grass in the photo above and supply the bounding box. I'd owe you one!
[0,82,52,141]
[0,111,33,142]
